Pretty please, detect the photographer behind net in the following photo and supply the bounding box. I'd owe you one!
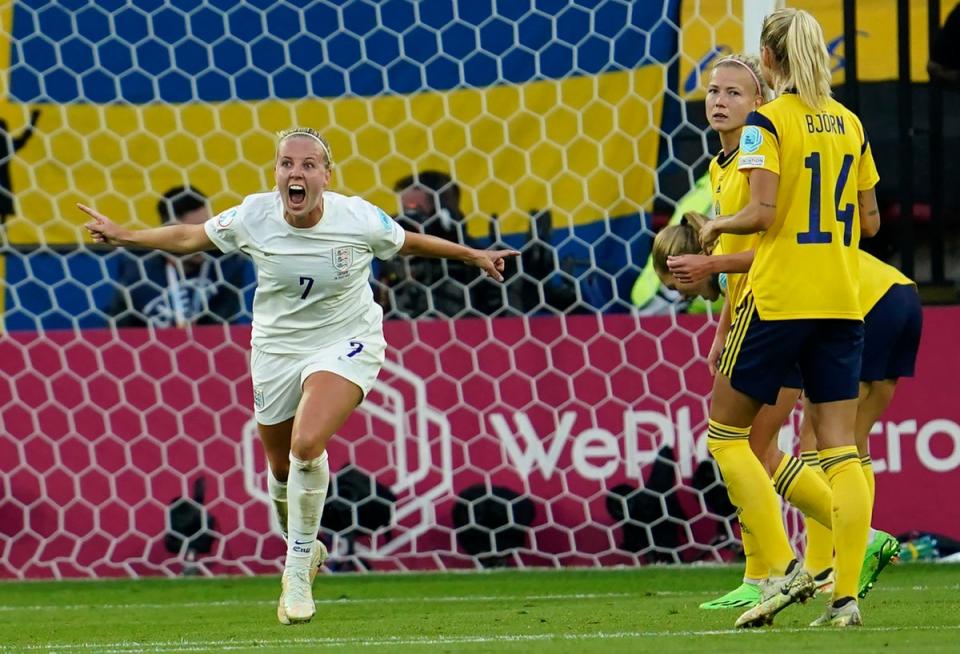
[378,171,503,318]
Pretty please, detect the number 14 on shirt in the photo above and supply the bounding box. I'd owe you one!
[797,152,855,247]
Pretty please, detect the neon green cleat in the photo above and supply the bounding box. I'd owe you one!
[858,530,899,599]
[699,582,762,609]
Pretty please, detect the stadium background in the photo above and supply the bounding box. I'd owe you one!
[1,0,959,579]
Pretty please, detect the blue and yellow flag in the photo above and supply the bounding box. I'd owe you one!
[1,0,679,245]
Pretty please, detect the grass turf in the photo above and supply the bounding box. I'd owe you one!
[0,563,958,653]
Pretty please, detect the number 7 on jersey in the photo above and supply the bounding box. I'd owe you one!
[299,276,314,299]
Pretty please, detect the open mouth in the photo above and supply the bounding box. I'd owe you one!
[288,184,306,205]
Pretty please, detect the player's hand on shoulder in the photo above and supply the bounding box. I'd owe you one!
[78,203,126,246]
[467,248,520,282]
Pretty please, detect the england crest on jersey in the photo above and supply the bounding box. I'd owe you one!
[332,246,353,273]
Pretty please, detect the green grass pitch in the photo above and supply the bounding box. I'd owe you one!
[1,563,958,653]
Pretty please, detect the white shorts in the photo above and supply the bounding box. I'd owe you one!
[250,330,387,425]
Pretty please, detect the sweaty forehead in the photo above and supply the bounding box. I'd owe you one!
[278,136,325,159]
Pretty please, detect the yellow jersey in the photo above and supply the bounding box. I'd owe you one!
[737,93,880,320]
[709,147,758,313]
[858,250,914,315]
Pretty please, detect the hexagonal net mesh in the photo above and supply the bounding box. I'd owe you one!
[0,1,804,578]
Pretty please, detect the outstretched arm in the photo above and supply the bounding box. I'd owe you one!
[398,231,519,282]
[79,203,215,254]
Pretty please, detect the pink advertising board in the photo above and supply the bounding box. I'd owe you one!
[2,308,957,578]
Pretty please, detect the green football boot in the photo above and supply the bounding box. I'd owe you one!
[858,530,900,599]
[699,582,762,609]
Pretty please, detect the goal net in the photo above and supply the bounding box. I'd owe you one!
[0,0,807,578]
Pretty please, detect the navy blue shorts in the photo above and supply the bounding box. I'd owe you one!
[782,365,803,390]
[860,284,922,381]
[717,295,864,405]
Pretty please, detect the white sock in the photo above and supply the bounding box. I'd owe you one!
[285,451,329,570]
[267,467,288,539]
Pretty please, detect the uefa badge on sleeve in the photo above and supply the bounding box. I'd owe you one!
[216,208,237,229]
[740,125,763,153]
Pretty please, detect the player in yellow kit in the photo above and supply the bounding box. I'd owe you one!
[696,8,881,628]
[664,234,917,606]
[651,53,833,610]
[796,252,920,601]
[663,48,910,611]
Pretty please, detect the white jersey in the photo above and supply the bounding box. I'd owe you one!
[204,191,406,355]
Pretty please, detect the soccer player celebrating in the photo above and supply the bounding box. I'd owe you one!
[696,8,882,628]
[80,127,519,625]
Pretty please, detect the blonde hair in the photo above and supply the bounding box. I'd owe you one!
[713,54,773,102]
[651,212,710,277]
[276,127,334,169]
[760,8,832,109]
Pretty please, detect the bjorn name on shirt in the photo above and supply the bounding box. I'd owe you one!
[805,112,845,135]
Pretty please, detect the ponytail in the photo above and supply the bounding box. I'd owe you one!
[761,8,832,109]
[680,211,709,233]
